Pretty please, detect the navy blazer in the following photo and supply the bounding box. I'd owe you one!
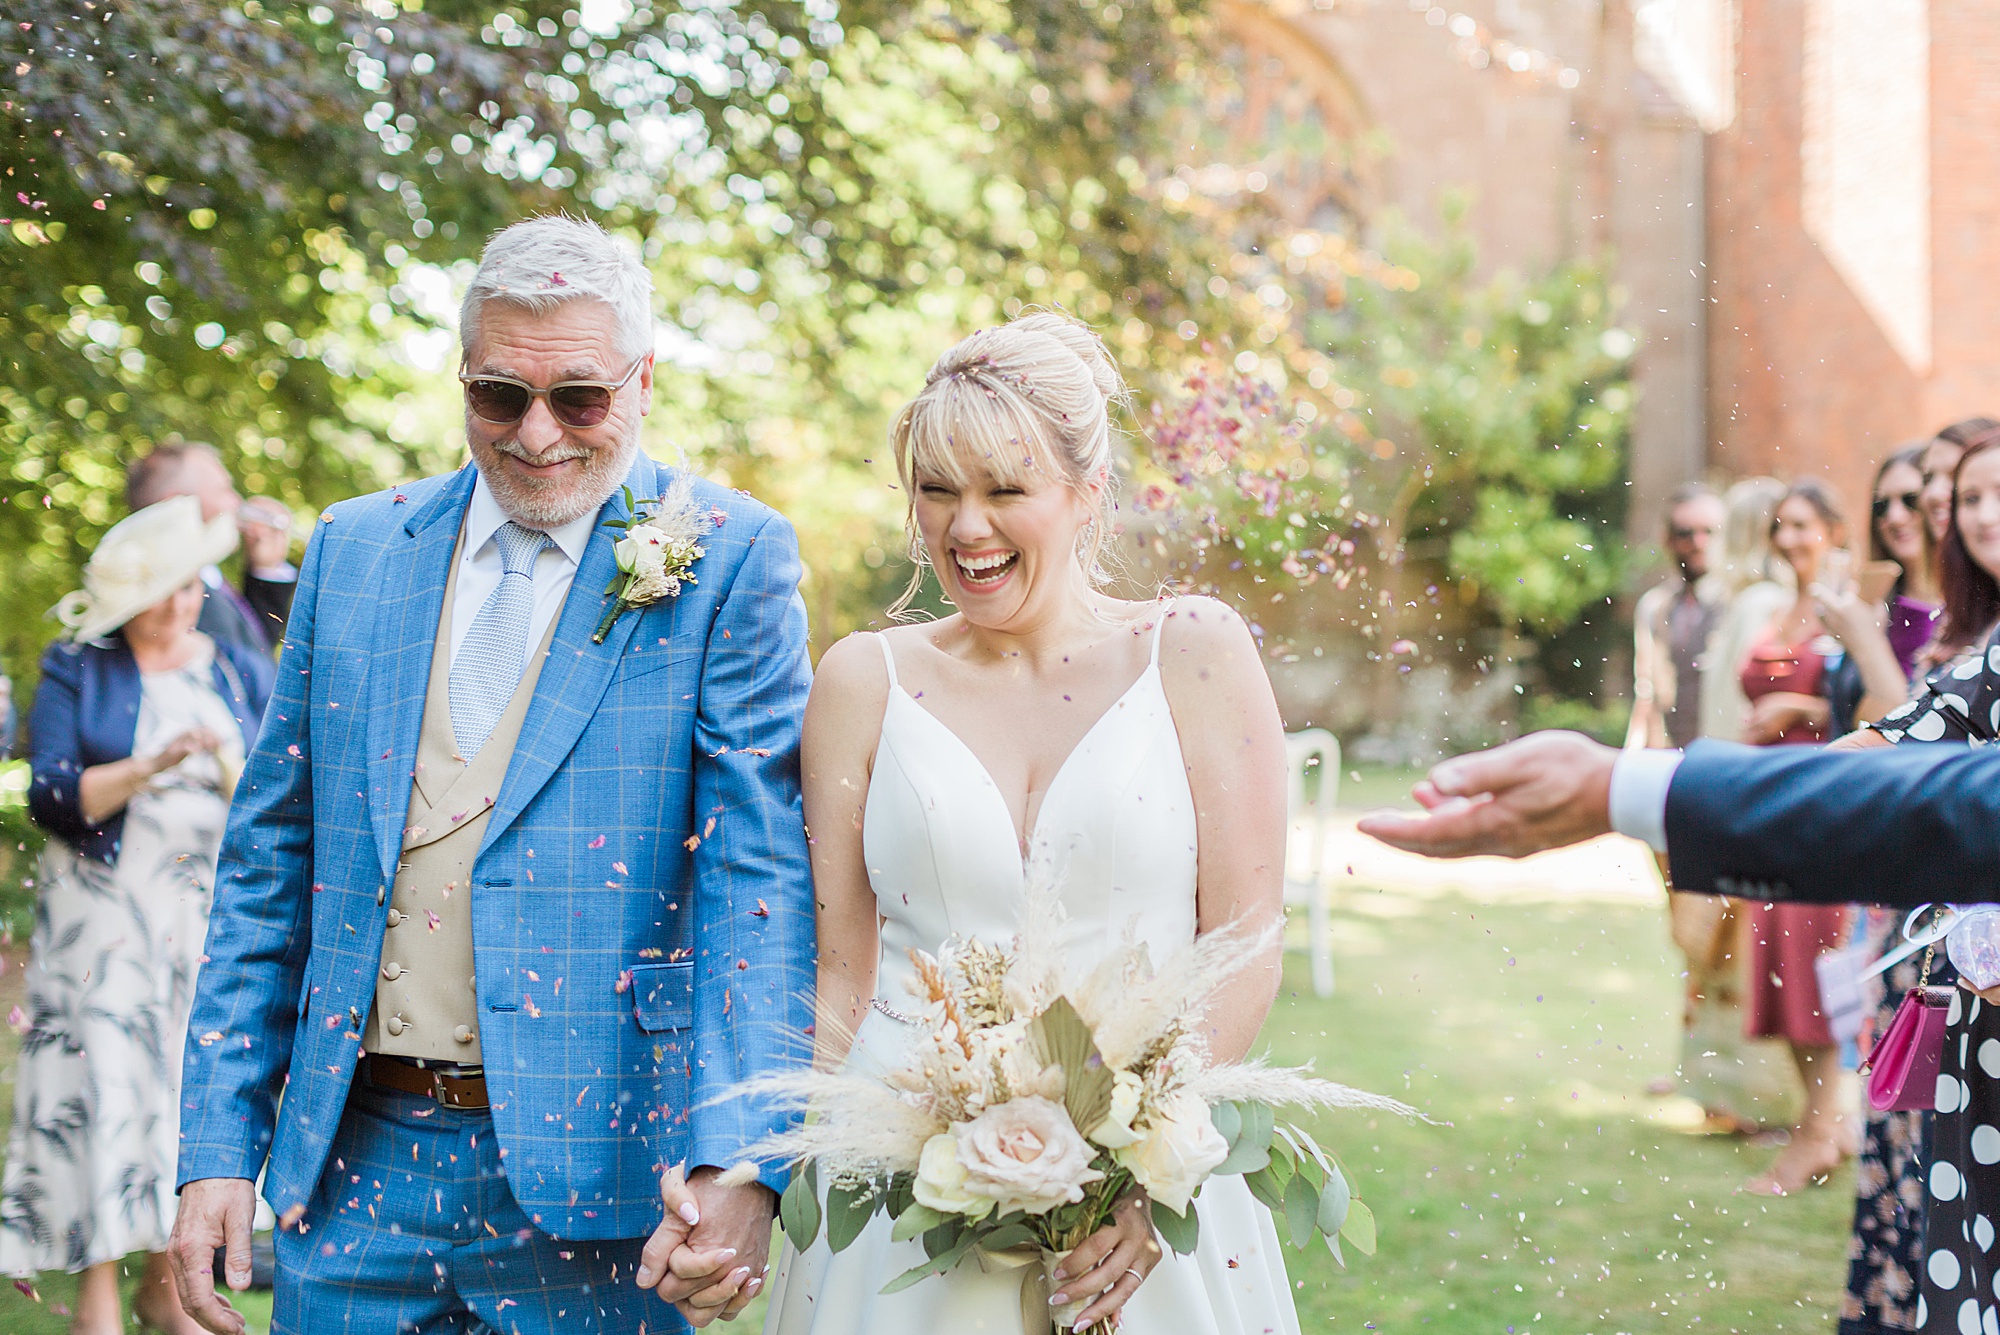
[28,635,276,862]
[1663,739,1997,905]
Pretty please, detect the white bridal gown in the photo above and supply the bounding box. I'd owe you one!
[763,615,1301,1335]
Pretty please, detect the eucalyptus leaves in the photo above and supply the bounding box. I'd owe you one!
[725,875,1415,1329]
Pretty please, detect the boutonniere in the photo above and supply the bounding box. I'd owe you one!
[593,475,712,644]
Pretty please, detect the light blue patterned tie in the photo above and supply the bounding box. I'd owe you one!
[450,520,553,759]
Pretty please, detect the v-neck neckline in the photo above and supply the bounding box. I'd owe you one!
[888,665,1159,862]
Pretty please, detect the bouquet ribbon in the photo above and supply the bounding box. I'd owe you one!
[975,1244,1089,1333]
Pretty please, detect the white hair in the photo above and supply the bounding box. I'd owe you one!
[460,214,655,362]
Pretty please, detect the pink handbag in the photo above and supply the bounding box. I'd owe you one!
[1862,986,1954,1112]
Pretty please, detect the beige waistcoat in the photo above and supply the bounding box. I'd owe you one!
[365,534,558,1064]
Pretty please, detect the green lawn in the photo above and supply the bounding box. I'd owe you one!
[1269,884,1851,1333]
[0,859,1854,1334]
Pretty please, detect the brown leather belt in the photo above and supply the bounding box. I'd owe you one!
[361,1054,489,1110]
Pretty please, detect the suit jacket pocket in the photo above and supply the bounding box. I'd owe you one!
[613,644,699,686]
[631,960,694,1032]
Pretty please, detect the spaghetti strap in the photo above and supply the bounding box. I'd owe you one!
[1148,598,1175,667]
[874,631,901,691]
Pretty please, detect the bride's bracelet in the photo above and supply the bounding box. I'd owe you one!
[870,996,917,1025]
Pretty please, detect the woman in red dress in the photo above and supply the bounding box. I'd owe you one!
[1735,480,1869,1196]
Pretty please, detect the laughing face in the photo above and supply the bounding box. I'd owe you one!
[911,456,1098,631]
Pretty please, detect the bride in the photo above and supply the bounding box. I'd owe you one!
[761,311,1301,1334]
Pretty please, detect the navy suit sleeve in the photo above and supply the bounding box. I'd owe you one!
[1664,739,2000,905]
[687,511,816,1194]
[176,526,326,1188]
[27,645,99,847]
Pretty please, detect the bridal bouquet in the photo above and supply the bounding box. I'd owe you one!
[726,887,1415,1331]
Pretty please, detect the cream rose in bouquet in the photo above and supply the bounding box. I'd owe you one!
[722,880,1417,1332]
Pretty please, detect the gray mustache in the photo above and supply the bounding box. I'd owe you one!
[489,439,595,466]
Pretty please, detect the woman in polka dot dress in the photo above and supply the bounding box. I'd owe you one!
[1853,424,2000,1334]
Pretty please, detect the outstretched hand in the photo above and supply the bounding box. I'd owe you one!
[1356,731,1620,859]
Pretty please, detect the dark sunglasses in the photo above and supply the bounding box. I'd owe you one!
[458,357,645,429]
[1872,490,1922,520]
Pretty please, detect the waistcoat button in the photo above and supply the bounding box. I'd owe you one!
[386,909,405,926]
[385,1015,406,1036]
[382,963,403,980]
[453,1025,474,1044]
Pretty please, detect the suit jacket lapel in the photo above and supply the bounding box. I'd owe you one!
[365,467,475,884]
[484,454,661,853]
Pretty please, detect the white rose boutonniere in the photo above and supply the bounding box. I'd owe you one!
[594,475,712,644]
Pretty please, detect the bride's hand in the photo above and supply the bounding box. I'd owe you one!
[1051,1189,1163,1327]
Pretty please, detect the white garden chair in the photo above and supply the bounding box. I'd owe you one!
[1283,728,1340,998]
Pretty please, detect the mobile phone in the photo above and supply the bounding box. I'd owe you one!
[1857,560,1901,605]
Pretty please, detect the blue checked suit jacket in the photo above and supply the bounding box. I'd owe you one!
[176,454,816,1240]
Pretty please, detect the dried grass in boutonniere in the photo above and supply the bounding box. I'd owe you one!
[594,474,711,644]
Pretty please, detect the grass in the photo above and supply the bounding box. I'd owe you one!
[1268,884,1852,1333]
[0,787,1854,1334]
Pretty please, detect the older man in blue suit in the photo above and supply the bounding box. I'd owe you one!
[166,215,814,1335]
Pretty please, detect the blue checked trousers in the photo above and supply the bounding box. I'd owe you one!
[273,1080,683,1334]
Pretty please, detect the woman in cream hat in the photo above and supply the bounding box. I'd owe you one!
[0,495,273,1334]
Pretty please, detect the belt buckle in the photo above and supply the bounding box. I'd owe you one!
[428,1068,456,1107]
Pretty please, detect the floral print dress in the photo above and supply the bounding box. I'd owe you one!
[0,643,241,1274]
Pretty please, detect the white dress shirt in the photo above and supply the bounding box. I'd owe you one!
[1609,747,1683,853]
[449,473,600,666]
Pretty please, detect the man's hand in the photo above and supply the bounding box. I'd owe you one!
[168,1177,256,1334]
[634,1165,776,1326]
[1357,731,1619,859]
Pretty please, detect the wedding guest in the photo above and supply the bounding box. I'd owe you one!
[1628,483,1725,751]
[1872,444,1942,674]
[1826,443,1949,1335]
[1627,484,1760,1124]
[127,440,298,656]
[1917,417,2000,553]
[1697,478,1791,744]
[1842,428,2000,1332]
[1645,477,1795,1133]
[0,497,273,1335]
[1734,480,1904,1195]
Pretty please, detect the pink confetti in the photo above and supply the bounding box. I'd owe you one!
[588,835,606,850]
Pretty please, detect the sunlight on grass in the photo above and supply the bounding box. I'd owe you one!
[0,869,1851,1334]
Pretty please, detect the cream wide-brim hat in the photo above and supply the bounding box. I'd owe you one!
[54,494,241,643]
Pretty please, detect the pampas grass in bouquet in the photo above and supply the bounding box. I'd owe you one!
[722,869,1419,1332]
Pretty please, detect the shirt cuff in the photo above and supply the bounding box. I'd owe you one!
[1609,747,1681,853]
[248,562,298,583]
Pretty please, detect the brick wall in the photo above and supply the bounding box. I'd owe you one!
[1707,0,2000,520]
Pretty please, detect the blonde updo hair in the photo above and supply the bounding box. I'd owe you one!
[889,310,1129,617]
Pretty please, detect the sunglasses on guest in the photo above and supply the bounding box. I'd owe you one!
[458,357,646,429]
[1872,490,1922,520]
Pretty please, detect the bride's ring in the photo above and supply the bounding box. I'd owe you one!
[1123,1267,1144,1283]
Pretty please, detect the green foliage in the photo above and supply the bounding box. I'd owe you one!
[1520,694,1633,746]
[1150,1196,1201,1255]
[1306,211,1633,638]
[779,1158,821,1250]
